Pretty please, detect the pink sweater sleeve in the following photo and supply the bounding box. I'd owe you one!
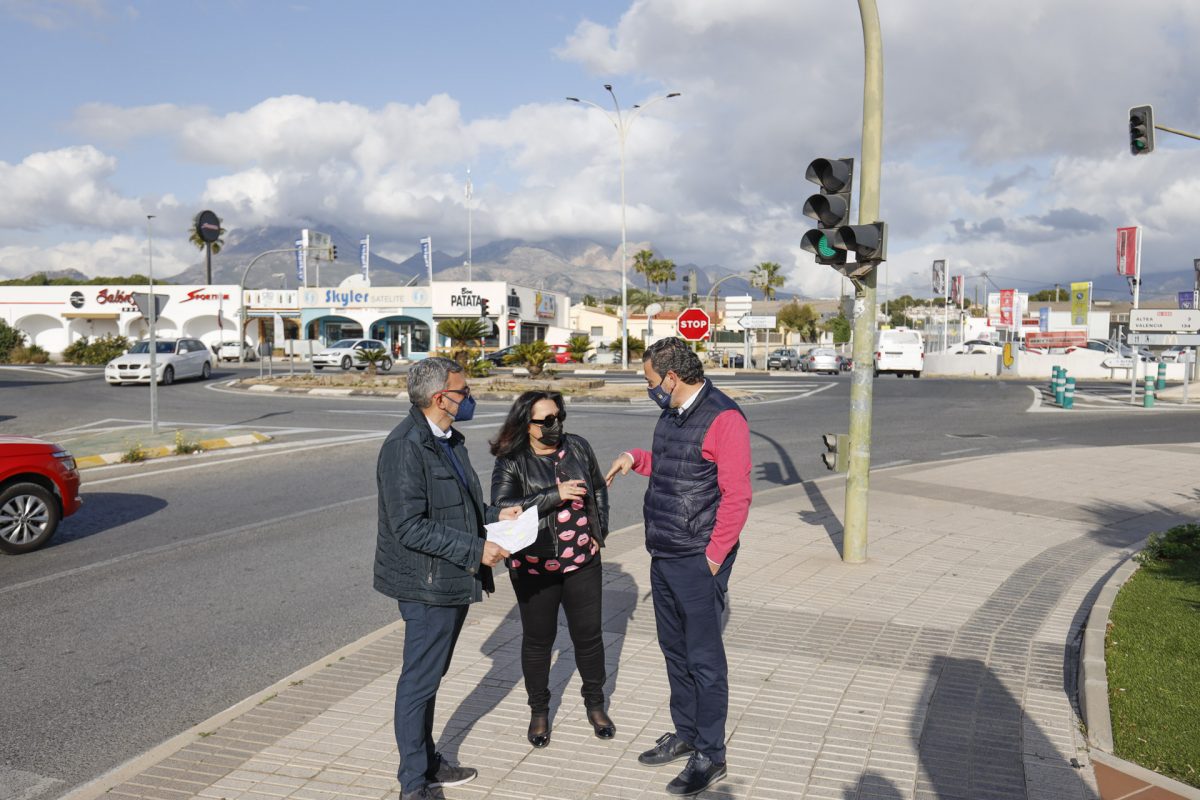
[701,409,752,565]
[626,447,653,476]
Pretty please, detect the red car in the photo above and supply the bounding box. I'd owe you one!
[0,436,82,554]
[549,344,577,364]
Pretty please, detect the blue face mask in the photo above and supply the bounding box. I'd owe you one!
[647,377,674,409]
[451,393,476,422]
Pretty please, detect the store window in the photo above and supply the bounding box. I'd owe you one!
[590,326,604,337]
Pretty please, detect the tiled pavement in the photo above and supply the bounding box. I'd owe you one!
[67,443,1200,800]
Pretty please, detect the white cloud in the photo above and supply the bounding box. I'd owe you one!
[0,233,192,280]
[0,146,143,230]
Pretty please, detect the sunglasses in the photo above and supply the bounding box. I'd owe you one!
[529,413,565,427]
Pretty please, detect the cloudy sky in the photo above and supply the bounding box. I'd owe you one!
[2,0,1199,300]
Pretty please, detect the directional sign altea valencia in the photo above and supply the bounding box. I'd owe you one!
[1129,309,1200,332]
[676,308,711,341]
[738,314,777,329]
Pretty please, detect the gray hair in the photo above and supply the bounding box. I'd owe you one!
[408,357,464,408]
[643,337,704,384]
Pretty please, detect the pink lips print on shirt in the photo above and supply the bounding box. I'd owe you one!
[577,534,590,547]
[558,530,575,541]
[576,516,587,527]
[561,546,575,559]
[557,509,572,524]
[571,500,584,511]
[544,560,561,572]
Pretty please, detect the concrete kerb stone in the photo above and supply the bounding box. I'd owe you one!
[75,432,272,470]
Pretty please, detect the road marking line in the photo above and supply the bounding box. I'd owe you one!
[941,447,981,456]
[1026,386,1043,412]
[799,383,838,398]
[873,459,912,469]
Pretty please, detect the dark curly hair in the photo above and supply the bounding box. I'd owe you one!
[643,337,704,384]
[489,391,566,459]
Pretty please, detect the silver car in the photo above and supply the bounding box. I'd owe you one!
[803,348,842,375]
[105,338,212,386]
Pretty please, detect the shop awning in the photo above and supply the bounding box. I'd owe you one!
[62,312,120,319]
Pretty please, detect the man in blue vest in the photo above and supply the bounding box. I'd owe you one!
[606,337,752,796]
[375,356,520,800]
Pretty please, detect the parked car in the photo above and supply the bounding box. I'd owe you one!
[948,339,1002,355]
[802,347,842,375]
[0,436,82,554]
[766,348,800,371]
[217,340,257,362]
[312,338,392,371]
[1159,347,1193,363]
[549,344,577,364]
[717,350,754,368]
[105,338,213,385]
[483,345,518,366]
[874,329,924,377]
[587,347,620,365]
[1065,339,1155,362]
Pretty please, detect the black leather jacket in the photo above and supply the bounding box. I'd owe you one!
[374,404,502,605]
[491,433,610,560]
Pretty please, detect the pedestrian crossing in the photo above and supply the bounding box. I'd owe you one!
[1028,384,1199,412]
[0,365,99,379]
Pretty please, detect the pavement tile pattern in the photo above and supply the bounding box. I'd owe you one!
[78,443,1200,800]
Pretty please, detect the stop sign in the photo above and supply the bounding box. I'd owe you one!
[676,308,711,341]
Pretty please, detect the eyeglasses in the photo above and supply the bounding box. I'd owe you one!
[529,413,565,427]
[438,386,471,399]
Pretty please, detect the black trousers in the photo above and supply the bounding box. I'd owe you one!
[509,558,606,714]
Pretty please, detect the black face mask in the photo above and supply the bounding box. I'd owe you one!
[535,417,564,447]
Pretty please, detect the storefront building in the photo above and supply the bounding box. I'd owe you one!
[432,282,573,348]
[298,286,434,359]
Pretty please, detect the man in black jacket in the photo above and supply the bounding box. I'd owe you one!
[375,356,518,800]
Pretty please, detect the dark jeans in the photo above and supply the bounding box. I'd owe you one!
[394,601,468,793]
[650,549,736,763]
[510,557,606,714]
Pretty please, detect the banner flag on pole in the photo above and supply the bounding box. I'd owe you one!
[932,260,946,295]
[420,237,433,285]
[1070,281,1091,326]
[1116,227,1139,277]
[950,275,964,306]
[294,239,305,285]
[999,289,1015,327]
[360,235,370,281]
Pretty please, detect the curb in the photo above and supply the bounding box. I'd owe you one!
[1079,550,1200,800]
[75,432,272,470]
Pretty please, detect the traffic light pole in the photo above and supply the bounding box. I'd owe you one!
[842,0,884,564]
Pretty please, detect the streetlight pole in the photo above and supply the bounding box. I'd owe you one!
[568,86,680,370]
[239,247,304,367]
[146,215,159,436]
[465,170,473,282]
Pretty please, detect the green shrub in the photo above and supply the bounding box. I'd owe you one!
[62,334,131,365]
[0,319,26,362]
[1136,523,1200,564]
[7,344,50,364]
[504,341,553,376]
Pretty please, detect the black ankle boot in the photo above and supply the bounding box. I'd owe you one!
[527,712,550,748]
[587,707,616,739]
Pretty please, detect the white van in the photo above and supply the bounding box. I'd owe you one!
[874,329,924,378]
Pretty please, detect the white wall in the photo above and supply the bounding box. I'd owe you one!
[925,350,1189,380]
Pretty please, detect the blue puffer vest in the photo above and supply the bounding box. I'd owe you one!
[643,380,744,557]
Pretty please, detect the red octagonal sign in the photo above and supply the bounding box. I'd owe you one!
[676,308,711,341]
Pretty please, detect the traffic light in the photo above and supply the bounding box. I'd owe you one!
[833,221,888,263]
[479,298,490,317]
[1129,105,1154,155]
[330,244,339,260]
[801,157,853,267]
[821,433,849,472]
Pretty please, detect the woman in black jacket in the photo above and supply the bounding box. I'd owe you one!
[490,390,615,748]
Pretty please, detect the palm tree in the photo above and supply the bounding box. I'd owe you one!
[437,318,489,367]
[750,261,785,300]
[355,346,391,376]
[633,249,656,291]
[504,340,553,376]
[566,335,592,362]
[653,258,677,295]
[189,212,226,284]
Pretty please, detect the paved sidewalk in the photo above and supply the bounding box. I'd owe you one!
[66,443,1200,800]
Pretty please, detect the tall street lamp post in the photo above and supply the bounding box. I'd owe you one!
[146,215,159,435]
[568,85,680,370]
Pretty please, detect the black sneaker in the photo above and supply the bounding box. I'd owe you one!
[666,751,727,796]
[638,732,695,766]
[400,787,443,800]
[426,752,477,788]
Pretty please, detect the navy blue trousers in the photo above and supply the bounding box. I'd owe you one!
[649,549,736,763]
[394,601,468,793]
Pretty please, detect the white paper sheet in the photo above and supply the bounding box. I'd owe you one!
[484,505,539,553]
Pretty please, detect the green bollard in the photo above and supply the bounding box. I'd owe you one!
[1049,366,1059,396]
[1063,377,1075,409]
[1143,377,1155,408]
[1156,361,1167,391]
[1055,369,1067,405]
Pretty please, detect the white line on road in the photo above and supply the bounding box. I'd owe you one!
[941,447,981,456]
[1026,386,1043,413]
[799,383,838,399]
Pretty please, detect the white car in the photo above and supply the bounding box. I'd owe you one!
[217,340,257,362]
[874,329,924,378]
[948,339,1002,355]
[312,338,392,371]
[105,338,213,386]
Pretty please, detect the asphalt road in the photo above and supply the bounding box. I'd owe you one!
[1,364,1198,798]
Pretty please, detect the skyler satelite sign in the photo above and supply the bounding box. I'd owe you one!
[1129,309,1200,332]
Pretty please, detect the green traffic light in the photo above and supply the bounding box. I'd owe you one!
[817,235,836,258]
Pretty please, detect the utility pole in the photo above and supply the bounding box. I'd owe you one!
[842,0,884,564]
[147,216,159,436]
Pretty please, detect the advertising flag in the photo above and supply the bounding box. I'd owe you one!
[420,237,433,285]
[932,260,946,294]
[1039,306,1049,332]
[1180,291,1197,310]
[999,289,1015,326]
[360,235,370,281]
[950,275,964,305]
[1070,281,1091,326]
[294,239,305,285]
[1116,227,1139,277]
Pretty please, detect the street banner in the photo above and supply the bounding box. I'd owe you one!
[1116,226,1139,277]
[1070,281,1091,326]
[1180,290,1197,310]
[932,260,946,294]
[360,235,370,281]
[999,289,1015,326]
[1039,306,1049,332]
[950,275,964,305]
[294,239,305,285]
[420,237,433,285]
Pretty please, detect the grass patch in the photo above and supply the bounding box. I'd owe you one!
[1107,532,1200,788]
[173,430,204,455]
[119,441,147,463]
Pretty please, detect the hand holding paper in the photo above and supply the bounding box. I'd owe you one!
[485,505,539,554]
